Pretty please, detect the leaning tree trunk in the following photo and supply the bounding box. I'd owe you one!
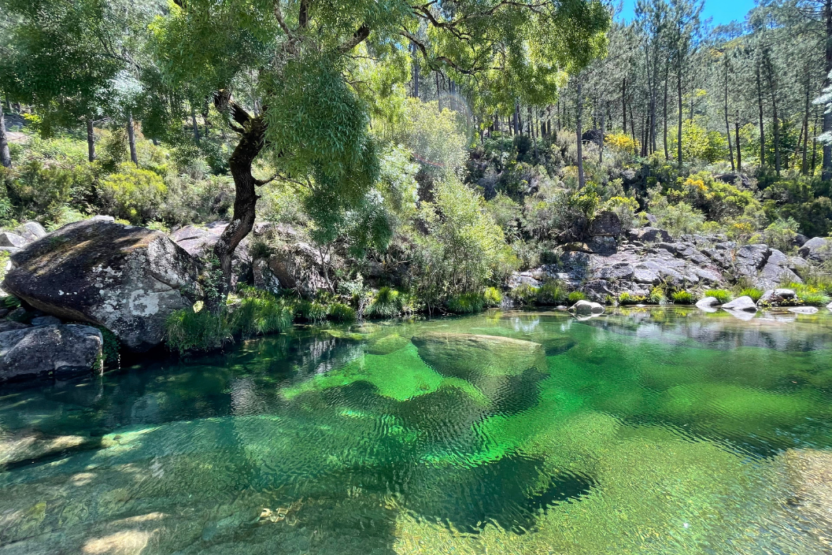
[0,101,10,168]
[212,114,267,302]
[823,0,832,180]
[576,79,585,189]
[86,118,96,162]
[127,111,138,166]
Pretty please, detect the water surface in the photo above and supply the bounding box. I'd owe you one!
[1,308,831,554]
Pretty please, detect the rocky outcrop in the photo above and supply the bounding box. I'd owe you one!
[171,222,252,287]
[3,219,201,351]
[510,228,809,302]
[588,211,622,237]
[412,332,547,378]
[0,325,102,382]
[799,237,831,263]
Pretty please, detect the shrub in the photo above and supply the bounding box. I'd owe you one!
[446,292,486,314]
[605,132,639,155]
[536,280,567,305]
[510,284,539,305]
[786,283,831,306]
[297,300,327,323]
[739,288,764,303]
[671,291,695,304]
[649,286,666,304]
[327,303,357,323]
[2,295,21,309]
[229,295,294,337]
[568,291,587,304]
[98,164,167,224]
[95,326,121,367]
[483,287,503,307]
[704,289,732,304]
[619,292,648,305]
[365,287,402,318]
[1,160,85,223]
[166,307,232,354]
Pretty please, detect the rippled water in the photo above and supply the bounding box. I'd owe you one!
[1,308,831,554]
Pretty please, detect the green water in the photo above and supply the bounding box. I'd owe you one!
[1,308,831,554]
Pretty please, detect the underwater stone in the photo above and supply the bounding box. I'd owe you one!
[412,332,547,378]
[784,449,832,546]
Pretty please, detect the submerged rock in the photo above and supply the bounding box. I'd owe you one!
[0,324,102,381]
[788,307,819,315]
[783,449,832,547]
[3,219,201,351]
[411,332,547,378]
[722,296,758,313]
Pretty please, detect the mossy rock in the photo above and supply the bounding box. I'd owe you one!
[411,332,547,379]
[366,333,410,355]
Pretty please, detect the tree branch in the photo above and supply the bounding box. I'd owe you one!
[339,25,371,53]
[299,0,310,28]
[273,1,292,36]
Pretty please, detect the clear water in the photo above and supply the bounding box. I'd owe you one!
[1,308,831,554]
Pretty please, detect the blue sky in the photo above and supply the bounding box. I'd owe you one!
[618,0,758,26]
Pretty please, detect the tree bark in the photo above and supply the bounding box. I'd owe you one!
[411,43,420,99]
[823,0,832,180]
[803,75,811,175]
[677,62,683,165]
[213,113,268,298]
[622,78,627,135]
[756,61,766,169]
[812,109,820,176]
[0,101,11,168]
[127,112,138,166]
[86,117,96,162]
[764,53,781,175]
[191,104,201,145]
[576,79,585,189]
[724,61,734,171]
[735,115,742,173]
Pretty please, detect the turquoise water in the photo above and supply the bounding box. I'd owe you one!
[0,308,831,554]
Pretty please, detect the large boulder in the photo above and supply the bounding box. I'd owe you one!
[722,296,758,313]
[695,297,719,311]
[0,325,102,382]
[0,232,27,249]
[628,227,672,243]
[570,300,605,315]
[758,288,797,306]
[15,221,47,244]
[411,332,547,378]
[3,219,201,351]
[799,237,832,263]
[171,222,252,287]
[264,241,330,298]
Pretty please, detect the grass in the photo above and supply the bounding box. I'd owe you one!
[365,287,403,318]
[536,281,568,306]
[738,288,763,303]
[671,291,695,305]
[165,307,232,354]
[618,292,648,305]
[649,287,666,304]
[327,303,356,323]
[446,292,486,314]
[483,287,503,307]
[785,282,831,306]
[297,300,327,323]
[704,289,732,304]
[509,284,539,305]
[568,292,587,305]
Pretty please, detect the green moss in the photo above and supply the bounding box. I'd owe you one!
[327,303,356,323]
[704,289,732,304]
[671,290,695,304]
[366,333,410,355]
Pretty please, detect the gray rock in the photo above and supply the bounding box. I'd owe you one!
[3,219,201,352]
[0,325,102,382]
[171,223,251,288]
[266,242,331,298]
[828,301,832,310]
[0,232,27,249]
[722,296,758,312]
[633,264,661,284]
[799,237,832,263]
[759,289,796,306]
[788,307,819,315]
[696,297,720,311]
[570,300,605,315]
[0,321,28,333]
[30,315,62,327]
[15,222,47,244]
[734,244,770,278]
[589,211,623,237]
[629,227,672,243]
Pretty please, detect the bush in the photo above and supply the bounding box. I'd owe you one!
[446,292,486,314]
[0,160,87,223]
[2,295,21,309]
[297,300,327,323]
[95,326,121,367]
[98,164,167,224]
[536,280,567,305]
[786,283,831,306]
[229,291,294,337]
[671,291,695,304]
[510,284,539,305]
[619,292,648,305]
[483,287,503,307]
[649,286,666,304]
[166,307,232,354]
[739,288,764,303]
[704,289,732,304]
[568,291,587,304]
[365,287,402,318]
[327,303,357,323]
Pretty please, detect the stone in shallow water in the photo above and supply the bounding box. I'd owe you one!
[411,332,547,378]
[0,324,103,382]
[722,296,758,312]
[788,307,819,315]
[784,449,832,547]
[696,297,719,311]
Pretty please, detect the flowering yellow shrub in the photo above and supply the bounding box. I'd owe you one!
[605,132,639,155]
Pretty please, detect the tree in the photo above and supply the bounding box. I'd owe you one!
[151,0,609,297]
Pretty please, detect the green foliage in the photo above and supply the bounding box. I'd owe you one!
[671,291,695,305]
[704,290,732,304]
[0,159,89,222]
[365,287,403,319]
[2,296,21,309]
[165,307,232,354]
[510,284,539,305]
[94,325,121,367]
[738,288,763,303]
[649,286,666,304]
[618,292,648,305]
[785,283,831,306]
[297,300,328,323]
[483,287,503,307]
[98,164,167,224]
[327,303,357,323]
[568,291,587,304]
[228,287,294,337]
[446,292,486,314]
[668,120,728,163]
[536,281,568,305]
